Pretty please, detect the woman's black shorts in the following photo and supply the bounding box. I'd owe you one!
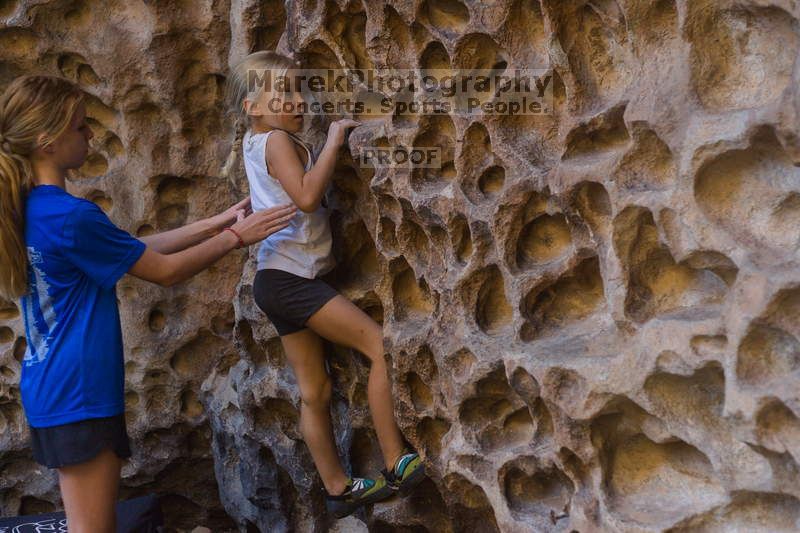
[253,269,339,336]
[28,413,132,469]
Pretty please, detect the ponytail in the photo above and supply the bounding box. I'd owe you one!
[220,114,248,192]
[0,75,83,300]
[0,140,30,299]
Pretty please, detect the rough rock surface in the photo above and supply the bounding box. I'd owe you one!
[2,0,800,532]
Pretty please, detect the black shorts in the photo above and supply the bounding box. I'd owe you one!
[253,268,339,336]
[29,413,132,469]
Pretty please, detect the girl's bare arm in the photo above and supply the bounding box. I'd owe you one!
[266,119,359,212]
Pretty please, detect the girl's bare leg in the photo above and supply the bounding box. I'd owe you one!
[280,327,350,495]
[57,447,121,533]
[306,295,406,471]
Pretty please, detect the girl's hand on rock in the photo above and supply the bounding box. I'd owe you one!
[328,118,361,148]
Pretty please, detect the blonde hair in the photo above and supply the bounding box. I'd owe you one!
[0,75,83,299]
[221,51,310,184]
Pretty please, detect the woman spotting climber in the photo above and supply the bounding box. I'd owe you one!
[0,74,296,532]
[225,51,426,519]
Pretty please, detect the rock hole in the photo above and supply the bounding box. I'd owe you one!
[0,326,13,344]
[613,206,728,323]
[419,0,470,36]
[154,175,192,230]
[459,367,534,452]
[572,181,612,234]
[406,371,434,412]
[442,473,501,533]
[521,256,605,341]
[449,214,473,264]
[252,0,286,51]
[411,114,457,193]
[755,399,800,463]
[501,458,573,519]
[392,258,436,320]
[254,398,300,440]
[180,388,203,418]
[379,217,398,250]
[688,5,799,112]
[0,0,19,19]
[420,40,451,73]
[516,213,572,267]
[614,125,676,191]
[325,2,373,70]
[77,152,108,179]
[19,496,55,515]
[417,416,451,457]
[137,224,155,237]
[87,189,112,212]
[475,265,512,334]
[169,329,228,381]
[606,434,725,525]
[0,299,18,319]
[477,165,504,197]
[350,426,385,477]
[397,217,431,270]
[737,325,799,387]
[552,0,633,111]
[562,104,629,161]
[694,127,800,256]
[12,337,26,363]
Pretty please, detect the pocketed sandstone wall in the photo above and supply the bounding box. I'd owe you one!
[1,1,800,532]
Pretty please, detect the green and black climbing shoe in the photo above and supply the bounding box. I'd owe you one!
[325,476,394,519]
[382,448,426,496]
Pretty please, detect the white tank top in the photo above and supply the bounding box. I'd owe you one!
[242,129,335,278]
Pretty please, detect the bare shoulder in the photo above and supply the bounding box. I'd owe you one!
[265,130,296,167]
[264,130,309,177]
[265,129,293,154]
[266,130,309,168]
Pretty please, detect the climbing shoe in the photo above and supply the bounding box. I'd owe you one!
[325,476,394,519]
[382,448,426,496]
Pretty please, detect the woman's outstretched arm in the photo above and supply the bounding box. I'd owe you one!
[129,203,296,287]
[138,197,252,254]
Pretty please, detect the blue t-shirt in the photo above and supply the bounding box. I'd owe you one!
[19,185,146,428]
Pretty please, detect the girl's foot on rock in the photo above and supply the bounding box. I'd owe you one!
[324,476,394,518]
[382,448,426,496]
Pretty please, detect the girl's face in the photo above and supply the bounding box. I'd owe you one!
[49,101,94,169]
[248,79,306,133]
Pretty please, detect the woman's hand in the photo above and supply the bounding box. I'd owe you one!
[230,203,297,245]
[327,118,361,148]
[212,196,252,230]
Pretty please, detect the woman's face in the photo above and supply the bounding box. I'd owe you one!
[50,101,94,169]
